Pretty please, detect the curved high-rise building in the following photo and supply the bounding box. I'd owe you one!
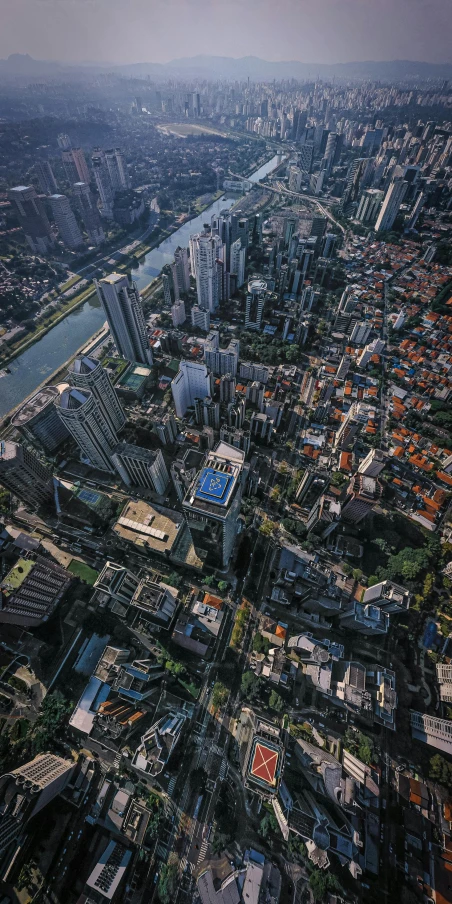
[189,232,223,312]
[56,388,118,472]
[12,386,69,453]
[69,356,126,436]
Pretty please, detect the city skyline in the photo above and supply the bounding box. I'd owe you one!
[0,0,451,67]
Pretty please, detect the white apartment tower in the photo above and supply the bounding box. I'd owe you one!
[95,273,152,366]
[245,278,266,331]
[190,231,224,312]
[171,360,210,418]
[230,238,246,288]
[105,148,129,190]
[171,300,186,328]
[73,182,105,246]
[375,180,408,233]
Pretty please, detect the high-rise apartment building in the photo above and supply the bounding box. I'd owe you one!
[341,474,382,523]
[190,231,223,312]
[245,278,266,331]
[57,133,71,150]
[70,147,90,184]
[375,179,408,233]
[69,356,126,435]
[356,189,384,225]
[219,374,236,404]
[171,360,210,418]
[195,396,220,431]
[12,386,70,453]
[49,194,84,250]
[95,273,152,366]
[204,332,240,377]
[182,442,245,568]
[358,448,386,478]
[230,238,246,288]
[171,300,186,328]
[191,306,210,332]
[8,185,54,255]
[162,273,172,306]
[34,160,58,195]
[73,182,105,246]
[105,148,129,190]
[56,388,118,472]
[111,443,169,495]
[0,441,53,508]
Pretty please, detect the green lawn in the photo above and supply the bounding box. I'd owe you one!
[68,560,99,585]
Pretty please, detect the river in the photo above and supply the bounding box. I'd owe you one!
[0,153,282,418]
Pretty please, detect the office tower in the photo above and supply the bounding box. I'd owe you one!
[204,333,240,377]
[105,148,129,190]
[231,214,249,250]
[299,144,314,173]
[358,448,386,478]
[173,246,191,294]
[0,441,53,508]
[230,238,246,288]
[284,217,297,249]
[341,475,382,523]
[0,755,74,864]
[182,441,245,567]
[195,396,220,431]
[341,157,373,211]
[171,300,186,328]
[356,189,384,225]
[8,185,54,255]
[111,443,169,494]
[57,388,119,472]
[69,355,126,435]
[34,160,58,195]
[73,182,105,246]
[12,386,70,453]
[57,133,71,150]
[350,321,371,345]
[375,179,408,233]
[95,273,152,366]
[310,216,327,246]
[171,360,210,418]
[92,150,114,218]
[322,233,337,258]
[191,306,210,332]
[323,132,343,173]
[190,231,223,312]
[245,277,266,331]
[49,194,84,250]
[61,149,78,183]
[162,273,172,306]
[220,374,236,404]
[155,412,178,446]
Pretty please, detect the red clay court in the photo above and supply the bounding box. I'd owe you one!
[250,740,279,787]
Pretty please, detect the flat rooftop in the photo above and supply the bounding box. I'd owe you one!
[113,499,183,555]
[12,386,59,426]
[195,467,235,507]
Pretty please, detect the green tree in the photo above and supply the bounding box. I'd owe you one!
[269,690,284,712]
[241,671,261,701]
[31,691,71,753]
[157,859,178,904]
[309,870,341,902]
[429,754,452,790]
[167,571,182,587]
[252,632,271,655]
[217,580,228,592]
[211,682,229,711]
[259,810,279,840]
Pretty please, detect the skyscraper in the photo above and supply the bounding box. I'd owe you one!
[0,441,54,508]
[230,238,246,288]
[69,356,126,435]
[73,181,105,246]
[0,755,74,866]
[34,160,58,195]
[190,231,223,312]
[49,194,84,250]
[182,441,245,568]
[111,443,169,494]
[92,150,114,218]
[12,386,70,453]
[356,189,384,225]
[375,179,408,233]
[171,360,210,418]
[105,148,129,190]
[173,246,191,294]
[8,185,54,255]
[171,300,186,328]
[56,388,118,472]
[70,147,90,183]
[95,273,153,366]
[245,278,266,331]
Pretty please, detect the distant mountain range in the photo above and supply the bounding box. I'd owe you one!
[1,53,452,82]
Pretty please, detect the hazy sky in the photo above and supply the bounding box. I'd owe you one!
[0,0,450,65]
